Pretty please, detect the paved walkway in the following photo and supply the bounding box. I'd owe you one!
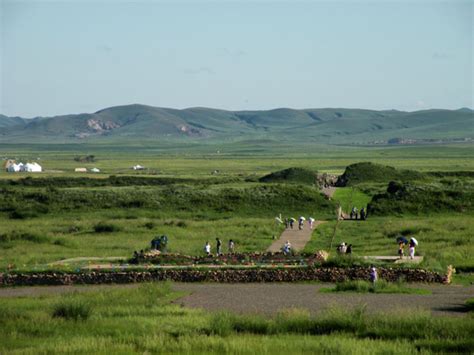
[267,221,325,253]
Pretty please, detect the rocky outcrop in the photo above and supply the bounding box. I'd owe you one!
[0,266,449,287]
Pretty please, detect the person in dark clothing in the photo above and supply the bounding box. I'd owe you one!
[346,244,352,254]
[360,208,366,221]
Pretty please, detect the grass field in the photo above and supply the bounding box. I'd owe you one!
[303,215,474,272]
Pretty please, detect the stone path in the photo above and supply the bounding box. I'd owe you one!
[267,221,325,253]
[321,186,336,199]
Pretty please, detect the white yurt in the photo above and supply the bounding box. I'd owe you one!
[22,162,42,172]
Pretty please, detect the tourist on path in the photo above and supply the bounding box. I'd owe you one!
[204,242,211,256]
[216,238,222,255]
[228,239,235,253]
[369,266,378,286]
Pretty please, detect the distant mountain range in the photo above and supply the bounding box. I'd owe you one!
[0,104,472,145]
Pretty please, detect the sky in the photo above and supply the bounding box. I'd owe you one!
[0,0,472,117]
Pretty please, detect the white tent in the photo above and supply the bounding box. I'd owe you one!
[22,162,42,172]
[75,168,87,172]
[133,165,145,170]
[7,163,22,172]
[90,168,100,173]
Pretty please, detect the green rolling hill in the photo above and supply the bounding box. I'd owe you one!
[0,104,472,145]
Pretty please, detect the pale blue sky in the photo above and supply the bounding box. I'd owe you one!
[1,0,472,117]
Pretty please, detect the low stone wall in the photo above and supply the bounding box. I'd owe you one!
[0,266,449,287]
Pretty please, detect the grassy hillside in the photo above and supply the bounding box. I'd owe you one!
[259,167,317,185]
[1,104,472,144]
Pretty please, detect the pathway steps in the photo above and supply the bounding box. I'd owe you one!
[266,221,325,253]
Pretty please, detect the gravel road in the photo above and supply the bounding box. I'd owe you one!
[1,283,472,317]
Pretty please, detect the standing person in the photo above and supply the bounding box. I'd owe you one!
[289,219,294,229]
[228,239,235,253]
[298,217,304,230]
[369,266,378,286]
[284,218,289,229]
[337,205,343,221]
[204,241,211,256]
[360,208,366,221]
[283,240,292,255]
[398,242,405,259]
[408,239,416,259]
[308,217,315,229]
[216,238,222,256]
[346,244,352,255]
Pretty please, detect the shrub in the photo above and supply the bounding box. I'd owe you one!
[93,222,121,233]
[144,222,156,230]
[466,298,474,312]
[52,300,92,320]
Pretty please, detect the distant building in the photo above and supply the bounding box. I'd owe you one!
[75,168,87,173]
[90,168,100,173]
[133,165,145,170]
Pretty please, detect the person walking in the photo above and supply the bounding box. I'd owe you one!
[408,240,416,259]
[228,239,235,253]
[216,238,222,256]
[398,242,405,259]
[204,241,211,256]
[369,266,378,286]
[283,240,292,255]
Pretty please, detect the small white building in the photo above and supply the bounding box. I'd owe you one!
[90,168,100,173]
[75,168,87,173]
[133,165,145,170]
[22,162,42,172]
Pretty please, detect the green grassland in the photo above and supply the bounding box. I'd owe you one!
[1,283,473,354]
[1,144,474,354]
[0,144,473,273]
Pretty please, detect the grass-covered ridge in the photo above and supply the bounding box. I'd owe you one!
[337,162,425,186]
[367,181,474,215]
[259,167,317,185]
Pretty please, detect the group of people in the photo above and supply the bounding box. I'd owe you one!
[282,240,292,255]
[150,235,168,252]
[350,207,367,220]
[204,238,235,256]
[284,216,316,230]
[336,242,352,255]
[398,238,417,259]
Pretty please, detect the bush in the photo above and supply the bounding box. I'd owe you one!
[93,222,121,233]
[466,298,474,312]
[52,300,92,320]
[144,222,156,230]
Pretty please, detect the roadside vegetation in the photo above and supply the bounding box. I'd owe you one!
[320,280,431,294]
